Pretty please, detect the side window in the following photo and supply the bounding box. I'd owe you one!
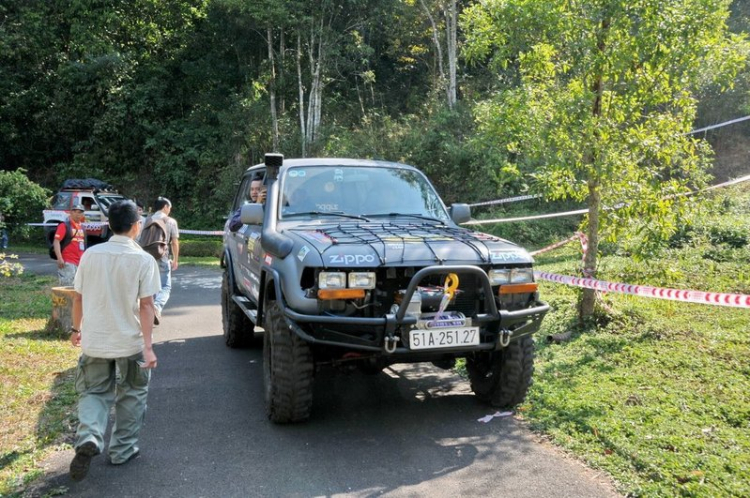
[233,170,266,211]
[78,196,95,211]
[233,177,254,211]
[51,193,72,210]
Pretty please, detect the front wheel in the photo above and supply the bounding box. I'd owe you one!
[263,299,314,423]
[221,270,255,348]
[466,335,535,408]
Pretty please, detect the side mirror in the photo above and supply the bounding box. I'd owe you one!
[241,203,264,225]
[450,203,471,224]
[90,204,100,211]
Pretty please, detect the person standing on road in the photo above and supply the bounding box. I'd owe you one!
[0,210,8,250]
[147,197,179,324]
[68,200,161,481]
[53,204,86,286]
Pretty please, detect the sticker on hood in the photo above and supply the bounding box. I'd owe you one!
[297,245,310,262]
[490,250,529,262]
[328,253,376,265]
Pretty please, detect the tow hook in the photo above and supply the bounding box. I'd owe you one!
[384,335,400,354]
[499,329,511,348]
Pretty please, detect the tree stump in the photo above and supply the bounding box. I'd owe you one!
[47,286,76,337]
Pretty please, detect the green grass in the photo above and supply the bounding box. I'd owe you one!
[515,185,750,497]
[0,272,79,497]
[180,256,220,267]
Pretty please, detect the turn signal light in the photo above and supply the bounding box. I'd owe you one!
[318,288,366,300]
[498,283,538,295]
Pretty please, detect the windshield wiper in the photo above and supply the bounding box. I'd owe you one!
[284,211,371,222]
[362,213,445,223]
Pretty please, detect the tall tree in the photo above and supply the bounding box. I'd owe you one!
[416,0,458,108]
[463,0,748,318]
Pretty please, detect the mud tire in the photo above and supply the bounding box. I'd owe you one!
[221,270,255,348]
[466,335,535,408]
[263,299,314,423]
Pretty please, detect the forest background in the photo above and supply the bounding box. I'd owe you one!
[1,0,749,231]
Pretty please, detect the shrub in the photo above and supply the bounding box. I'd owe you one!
[180,238,222,258]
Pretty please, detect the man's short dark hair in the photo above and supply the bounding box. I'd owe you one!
[153,197,171,211]
[108,200,140,234]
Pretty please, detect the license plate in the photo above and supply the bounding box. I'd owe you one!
[409,327,480,350]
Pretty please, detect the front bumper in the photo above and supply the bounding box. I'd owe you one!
[276,265,550,354]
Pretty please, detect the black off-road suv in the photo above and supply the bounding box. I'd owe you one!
[221,154,549,423]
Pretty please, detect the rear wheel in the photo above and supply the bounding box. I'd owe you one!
[221,270,255,348]
[467,335,535,408]
[263,299,314,423]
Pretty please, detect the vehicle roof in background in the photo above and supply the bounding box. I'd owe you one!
[60,178,118,192]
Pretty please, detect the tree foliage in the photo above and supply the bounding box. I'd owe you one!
[0,169,50,237]
[463,0,748,317]
[0,0,749,243]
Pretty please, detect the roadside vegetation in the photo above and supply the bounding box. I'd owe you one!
[517,183,750,497]
[0,272,79,496]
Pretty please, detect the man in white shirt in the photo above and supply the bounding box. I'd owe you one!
[68,200,161,481]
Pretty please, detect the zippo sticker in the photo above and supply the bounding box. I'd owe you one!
[490,250,526,262]
[264,254,273,265]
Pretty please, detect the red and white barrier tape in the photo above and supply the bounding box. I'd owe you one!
[28,222,223,236]
[536,271,750,308]
[529,234,579,256]
[179,229,224,236]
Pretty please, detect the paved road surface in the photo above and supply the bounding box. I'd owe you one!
[17,253,620,497]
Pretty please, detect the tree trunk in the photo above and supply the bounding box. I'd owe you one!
[579,177,600,318]
[579,18,609,320]
[419,0,448,105]
[279,30,285,114]
[305,18,324,149]
[47,286,76,337]
[296,33,307,157]
[267,27,279,151]
[445,0,457,108]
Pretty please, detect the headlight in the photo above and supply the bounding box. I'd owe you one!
[348,272,376,289]
[319,272,346,289]
[488,269,511,285]
[489,268,534,285]
[510,268,534,284]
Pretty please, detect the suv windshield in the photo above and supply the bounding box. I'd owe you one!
[279,166,449,221]
[95,194,125,211]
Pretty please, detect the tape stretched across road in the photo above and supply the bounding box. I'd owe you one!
[27,222,223,236]
[536,271,750,308]
[465,173,750,226]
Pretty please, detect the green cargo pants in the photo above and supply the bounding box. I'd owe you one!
[73,353,150,464]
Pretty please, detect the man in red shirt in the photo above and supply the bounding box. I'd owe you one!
[53,204,86,286]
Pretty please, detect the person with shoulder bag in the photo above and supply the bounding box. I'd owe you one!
[137,197,179,325]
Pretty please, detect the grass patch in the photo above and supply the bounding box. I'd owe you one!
[516,185,750,496]
[0,273,79,496]
[180,256,220,267]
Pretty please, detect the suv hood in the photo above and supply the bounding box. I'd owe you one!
[283,221,533,267]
